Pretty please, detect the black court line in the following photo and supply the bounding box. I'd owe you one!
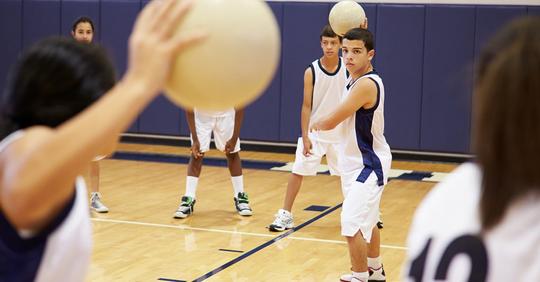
[304,205,330,212]
[218,248,244,253]
[158,278,186,282]
[181,203,342,282]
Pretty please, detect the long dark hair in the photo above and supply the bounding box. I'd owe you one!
[0,37,115,139]
[474,17,540,230]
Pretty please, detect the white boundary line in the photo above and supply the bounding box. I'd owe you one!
[91,218,407,250]
[92,218,275,238]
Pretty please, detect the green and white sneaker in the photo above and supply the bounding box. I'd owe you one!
[174,196,196,218]
[234,192,253,216]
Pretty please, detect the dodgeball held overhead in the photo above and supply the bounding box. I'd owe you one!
[164,0,281,111]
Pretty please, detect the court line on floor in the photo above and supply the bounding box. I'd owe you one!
[111,151,448,182]
[189,203,344,281]
[157,278,185,282]
[90,217,406,251]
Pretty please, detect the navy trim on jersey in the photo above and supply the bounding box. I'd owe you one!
[317,58,342,76]
[354,112,385,186]
[346,77,358,90]
[309,64,315,110]
[358,77,381,114]
[309,64,315,87]
[353,73,385,186]
[0,190,76,281]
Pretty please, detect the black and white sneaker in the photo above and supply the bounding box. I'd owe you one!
[234,192,253,216]
[173,196,196,218]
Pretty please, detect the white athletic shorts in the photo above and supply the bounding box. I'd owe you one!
[340,172,384,242]
[291,136,341,176]
[192,112,240,153]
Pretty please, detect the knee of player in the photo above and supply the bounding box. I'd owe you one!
[226,152,240,159]
[189,155,204,166]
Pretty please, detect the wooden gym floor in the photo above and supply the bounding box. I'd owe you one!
[85,143,458,282]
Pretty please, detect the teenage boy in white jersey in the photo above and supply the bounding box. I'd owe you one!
[173,107,253,218]
[403,17,540,282]
[269,25,348,232]
[312,28,390,282]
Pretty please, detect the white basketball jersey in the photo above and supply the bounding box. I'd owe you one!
[308,57,348,143]
[0,131,92,282]
[403,163,540,282]
[339,71,391,186]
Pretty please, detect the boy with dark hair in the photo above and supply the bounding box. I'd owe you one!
[269,24,348,231]
[312,27,389,282]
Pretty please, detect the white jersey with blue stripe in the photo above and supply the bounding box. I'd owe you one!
[0,131,92,282]
[308,57,348,143]
[339,71,392,186]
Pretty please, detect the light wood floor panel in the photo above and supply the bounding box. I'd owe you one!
[84,144,457,281]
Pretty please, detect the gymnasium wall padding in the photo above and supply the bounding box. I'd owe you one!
[375,4,424,151]
[420,5,475,153]
[100,0,141,133]
[279,2,332,142]
[242,2,284,141]
[0,0,22,101]
[23,0,61,49]
[1,0,538,154]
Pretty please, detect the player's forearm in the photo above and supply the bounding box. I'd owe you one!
[319,115,340,131]
[300,104,311,138]
[3,78,156,228]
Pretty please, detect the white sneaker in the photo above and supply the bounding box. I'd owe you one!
[340,273,354,282]
[340,265,386,282]
[368,265,386,282]
[268,209,293,232]
[90,192,109,213]
[340,274,366,282]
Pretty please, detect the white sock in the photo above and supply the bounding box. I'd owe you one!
[352,271,369,282]
[368,256,382,269]
[231,175,244,196]
[185,176,199,198]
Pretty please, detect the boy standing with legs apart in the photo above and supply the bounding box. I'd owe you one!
[269,25,347,231]
[174,108,253,218]
[312,28,389,282]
